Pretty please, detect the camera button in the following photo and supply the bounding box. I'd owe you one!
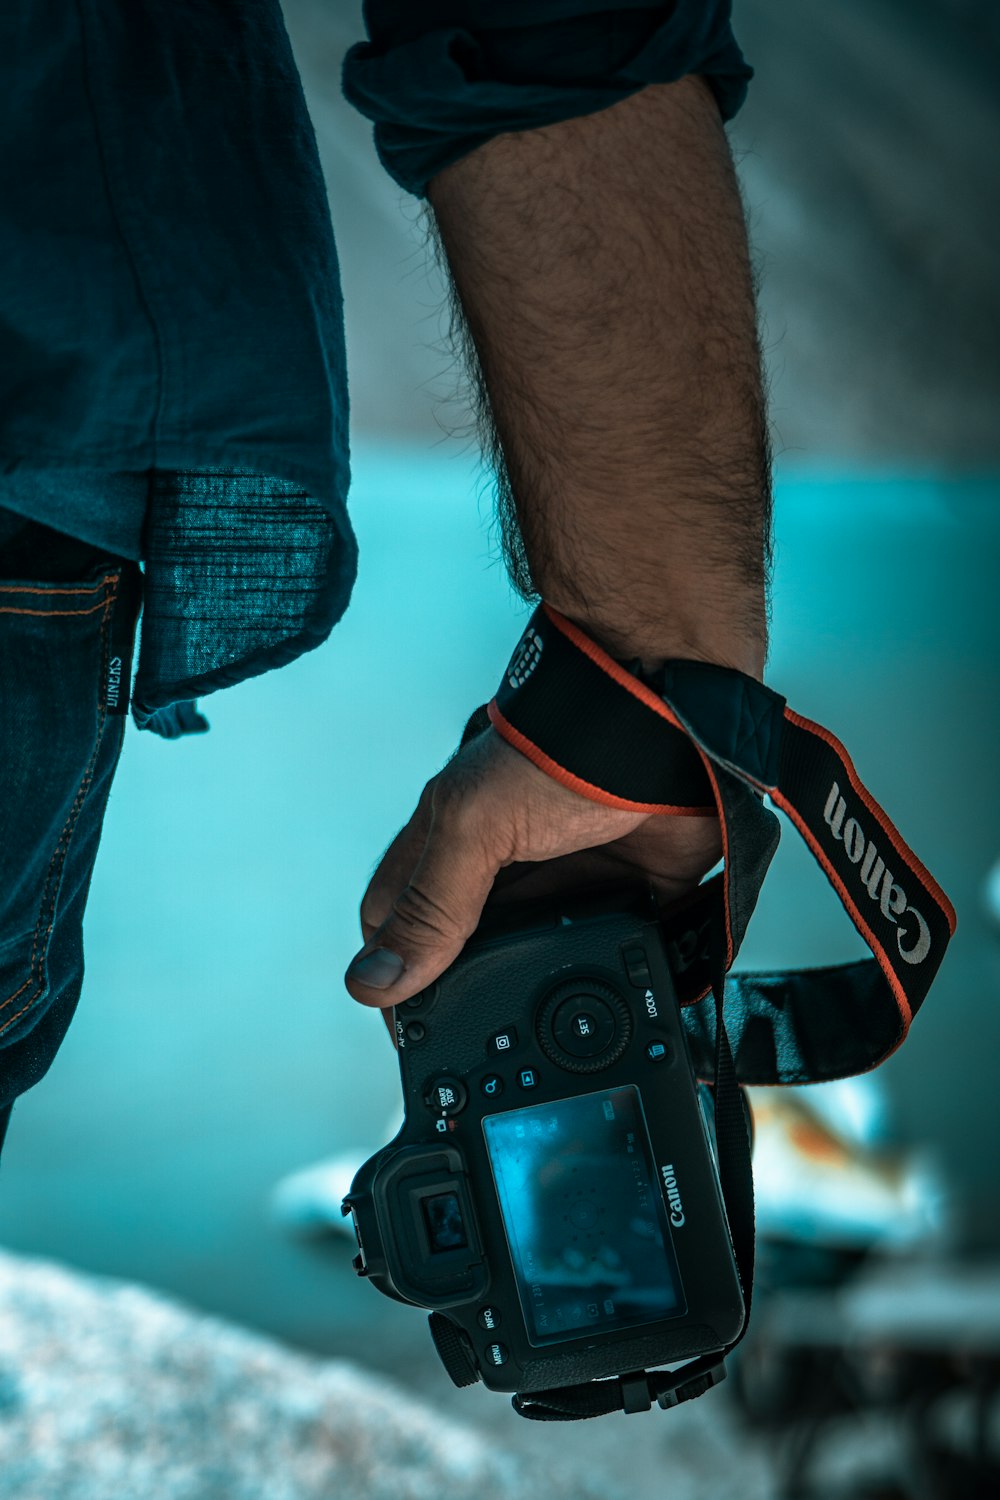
[646,1039,671,1063]
[489,1028,518,1055]
[403,981,438,1011]
[480,1073,504,1099]
[553,997,616,1057]
[484,1341,509,1368]
[425,1076,468,1116]
[404,1021,426,1043]
[538,979,632,1073]
[517,1068,539,1090]
[477,1305,502,1331]
[622,944,652,988]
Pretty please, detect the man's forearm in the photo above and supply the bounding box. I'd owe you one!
[425,75,771,678]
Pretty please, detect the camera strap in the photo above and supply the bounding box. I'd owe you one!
[475,602,955,1421]
[486,603,955,1082]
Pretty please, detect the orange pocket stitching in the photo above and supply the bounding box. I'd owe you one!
[0,600,112,618]
[0,573,118,619]
[0,582,110,596]
[0,575,120,1035]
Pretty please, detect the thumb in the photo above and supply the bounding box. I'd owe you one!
[344,802,502,1007]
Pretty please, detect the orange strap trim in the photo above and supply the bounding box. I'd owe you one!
[487,702,715,817]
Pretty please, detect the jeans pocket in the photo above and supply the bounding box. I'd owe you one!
[0,563,138,1049]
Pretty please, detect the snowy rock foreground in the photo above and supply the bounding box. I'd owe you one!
[0,1249,614,1500]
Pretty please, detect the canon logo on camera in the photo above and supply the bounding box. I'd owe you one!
[660,1164,685,1227]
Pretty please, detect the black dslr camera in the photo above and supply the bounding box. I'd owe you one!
[342,885,743,1409]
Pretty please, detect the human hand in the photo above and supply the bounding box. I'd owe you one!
[344,726,721,1031]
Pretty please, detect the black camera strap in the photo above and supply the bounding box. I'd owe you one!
[475,603,955,1421]
[487,604,955,1080]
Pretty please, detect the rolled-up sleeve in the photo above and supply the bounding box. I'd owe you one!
[340,1,753,198]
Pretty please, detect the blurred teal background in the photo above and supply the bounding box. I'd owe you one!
[1,0,997,1440]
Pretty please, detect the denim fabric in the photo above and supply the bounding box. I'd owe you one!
[0,1,348,512]
[0,535,142,1151]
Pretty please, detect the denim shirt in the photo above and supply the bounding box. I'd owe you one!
[0,1,751,738]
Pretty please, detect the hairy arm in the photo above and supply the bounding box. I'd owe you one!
[346,75,772,1008]
[424,74,771,677]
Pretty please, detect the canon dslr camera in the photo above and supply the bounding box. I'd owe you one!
[342,885,743,1408]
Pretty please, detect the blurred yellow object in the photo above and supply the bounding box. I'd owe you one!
[747,1080,946,1250]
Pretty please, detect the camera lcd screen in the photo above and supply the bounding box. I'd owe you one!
[482,1085,684,1347]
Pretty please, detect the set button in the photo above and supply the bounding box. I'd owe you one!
[537,977,632,1074]
[552,995,616,1058]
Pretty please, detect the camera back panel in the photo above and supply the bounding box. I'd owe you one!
[362,888,744,1395]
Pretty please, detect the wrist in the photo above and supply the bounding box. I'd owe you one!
[554,605,767,683]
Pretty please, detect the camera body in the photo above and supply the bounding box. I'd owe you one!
[343,885,744,1397]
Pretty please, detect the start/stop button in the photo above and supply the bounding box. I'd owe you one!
[424,1076,468,1116]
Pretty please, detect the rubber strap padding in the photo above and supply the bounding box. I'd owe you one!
[490,605,714,814]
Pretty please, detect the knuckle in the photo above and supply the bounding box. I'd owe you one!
[429,769,468,819]
[432,768,509,857]
[391,881,459,943]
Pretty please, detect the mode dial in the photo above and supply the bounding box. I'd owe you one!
[536,978,632,1073]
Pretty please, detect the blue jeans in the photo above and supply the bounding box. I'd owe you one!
[0,520,142,1156]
